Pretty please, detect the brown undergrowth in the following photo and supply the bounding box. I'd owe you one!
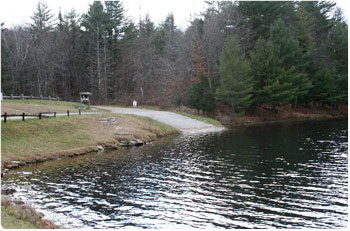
[176,104,347,127]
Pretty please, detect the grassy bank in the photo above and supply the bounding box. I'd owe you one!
[173,111,222,126]
[1,197,55,229]
[1,100,179,229]
[1,99,82,114]
[1,113,179,167]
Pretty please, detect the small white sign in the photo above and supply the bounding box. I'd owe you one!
[133,100,137,107]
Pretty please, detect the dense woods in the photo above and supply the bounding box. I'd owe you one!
[1,1,348,113]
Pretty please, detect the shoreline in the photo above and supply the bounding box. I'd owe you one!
[2,112,346,174]
[1,126,179,229]
[1,195,57,229]
[1,113,346,229]
[1,133,178,229]
[1,130,179,176]
[230,114,347,127]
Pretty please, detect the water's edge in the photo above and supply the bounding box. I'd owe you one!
[2,119,348,228]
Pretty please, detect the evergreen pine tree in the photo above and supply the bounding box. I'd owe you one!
[188,74,216,112]
[250,38,295,106]
[269,19,312,105]
[250,19,312,108]
[329,14,348,97]
[322,13,348,104]
[216,35,252,112]
[57,8,65,31]
[29,1,54,34]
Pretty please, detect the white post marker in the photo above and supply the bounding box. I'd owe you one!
[133,100,137,108]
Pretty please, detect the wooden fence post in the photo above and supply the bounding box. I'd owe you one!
[79,109,81,115]
[39,113,42,119]
[49,95,51,100]
[67,110,69,117]
[22,113,25,121]
[11,94,13,99]
[21,94,24,99]
[4,113,7,123]
[54,112,56,118]
[40,95,43,100]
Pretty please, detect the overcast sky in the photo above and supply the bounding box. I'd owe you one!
[0,0,349,30]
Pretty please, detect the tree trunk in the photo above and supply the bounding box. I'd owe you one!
[232,103,235,116]
[96,23,101,100]
[103,36,108,101]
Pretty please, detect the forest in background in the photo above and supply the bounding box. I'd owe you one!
[1,1,348,114]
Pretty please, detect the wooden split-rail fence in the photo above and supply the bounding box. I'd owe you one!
[1,110,82,123]
[2,94,59,101]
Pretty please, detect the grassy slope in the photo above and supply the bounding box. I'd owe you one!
[173,111,222,126]
[1,113,179,164]
[2,99,78,107]
[2,116,101,162]
[128,114,178,134]
[1,206,43,229]
[1,99,81,114]
[1,100,179,229]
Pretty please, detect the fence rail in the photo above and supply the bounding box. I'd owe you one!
[2,94,59,101]
[1,110,80,123]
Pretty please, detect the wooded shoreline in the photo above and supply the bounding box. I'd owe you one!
[175,104,348,127]
[1,0,347,229]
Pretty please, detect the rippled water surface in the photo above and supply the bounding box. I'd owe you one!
[2,120,348,228]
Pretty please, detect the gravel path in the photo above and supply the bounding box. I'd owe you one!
[96,106,225,134]
[2,106,225,134]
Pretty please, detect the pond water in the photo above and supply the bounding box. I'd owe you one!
[2,119,348,228]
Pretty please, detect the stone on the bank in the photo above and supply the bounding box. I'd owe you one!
[128,141,137,146]
[96,145,104,152]
[2,188,16,195]
[6,161,23,168]
[120,141,128,147]
[99,117,116,123]
[135,140,144,146]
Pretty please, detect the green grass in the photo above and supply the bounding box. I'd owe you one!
[127,114,179,134]
[1,113,179,164]
[1,115,103,163]
[2,99,79,108]
[174,111,222,126]
[1,205,43,229]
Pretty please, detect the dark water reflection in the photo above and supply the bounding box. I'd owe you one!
[2,120,348,228]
